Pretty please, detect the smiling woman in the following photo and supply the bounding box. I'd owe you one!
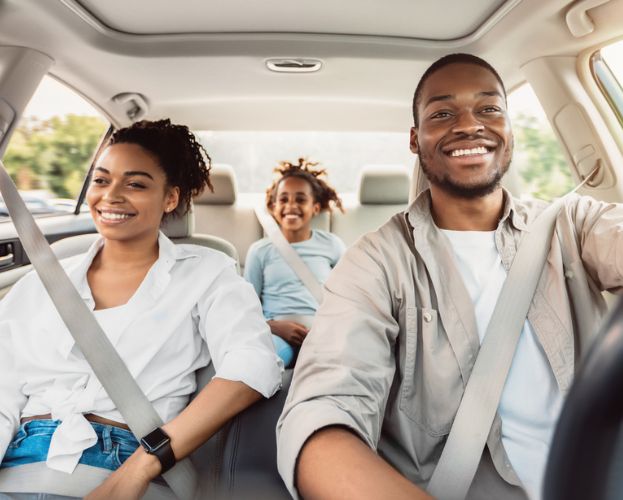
[2,76,109,214]
[88,144,178,245]
[0,119,283,498]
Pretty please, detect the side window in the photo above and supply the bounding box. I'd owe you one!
[507,84,574,201]
[1,76,109,220]
[592,39,623,127]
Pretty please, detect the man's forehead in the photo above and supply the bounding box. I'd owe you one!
[419,63,504,102]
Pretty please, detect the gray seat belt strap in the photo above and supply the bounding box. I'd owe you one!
[427,196,564,500]
[0,161,198,500]
[254,207,324,304]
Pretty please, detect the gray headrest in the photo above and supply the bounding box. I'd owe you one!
[194,164,237,205]
[161,205,195,238]
[358,165,411,205]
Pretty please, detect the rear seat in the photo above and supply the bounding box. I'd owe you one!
[193,164,411,498]
[193,164,263,269]
[193,163,409,259]
[193,164,329,271]
[330,164,411,246]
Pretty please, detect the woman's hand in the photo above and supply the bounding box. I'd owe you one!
[86,379,264,499]
[268,320,308,346]
[85,447,160,500]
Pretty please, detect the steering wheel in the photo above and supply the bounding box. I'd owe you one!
[544,296,623,500]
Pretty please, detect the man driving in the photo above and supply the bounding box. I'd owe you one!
[276,53,622,500]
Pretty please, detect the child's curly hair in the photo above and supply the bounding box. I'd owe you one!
[265,158,343,213]
[109,118,213,217]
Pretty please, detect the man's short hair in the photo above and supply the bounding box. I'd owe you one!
[412,53,507,127]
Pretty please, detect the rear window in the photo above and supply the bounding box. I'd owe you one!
[196,131,412,193]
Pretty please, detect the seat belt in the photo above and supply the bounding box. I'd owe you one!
[427,169,600,500]
[0,160,199,500]
[254,207,324,304]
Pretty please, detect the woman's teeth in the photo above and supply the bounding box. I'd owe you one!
[100,211,132,221]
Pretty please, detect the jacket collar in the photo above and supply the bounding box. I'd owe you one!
[407,187,529,233]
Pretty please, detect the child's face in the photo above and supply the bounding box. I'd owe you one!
[272,176,320,234]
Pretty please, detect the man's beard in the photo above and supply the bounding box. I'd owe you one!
[418,141,512,199]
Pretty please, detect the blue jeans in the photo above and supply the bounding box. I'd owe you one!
[1,420,139,472]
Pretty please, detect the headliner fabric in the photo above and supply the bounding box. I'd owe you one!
[74,0,507,41]
[358,165,411,205]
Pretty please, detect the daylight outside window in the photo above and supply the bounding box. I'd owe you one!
[507,84,574,201]
[196,131,414,195]
[595,39,623,125]
[0,76,108,220]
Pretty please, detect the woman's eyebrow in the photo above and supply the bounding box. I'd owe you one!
[124,170,154,180]
[92,166,154,180]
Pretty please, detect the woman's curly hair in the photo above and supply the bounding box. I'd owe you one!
[265,158,343,213]
[109,118,212,217]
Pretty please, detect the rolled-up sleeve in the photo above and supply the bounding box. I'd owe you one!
[276,236,399,496]
[0,288,27,460]
[198,264,283,398]
[568,195,623,291]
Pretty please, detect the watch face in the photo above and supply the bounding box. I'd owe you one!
[141,427,170,453]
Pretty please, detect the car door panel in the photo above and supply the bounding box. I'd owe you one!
[0,211,96,296]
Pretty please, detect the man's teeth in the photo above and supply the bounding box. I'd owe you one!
[100,212,132,220]
[450,146,489,157]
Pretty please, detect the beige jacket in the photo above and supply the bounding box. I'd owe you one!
[277,189,622,499]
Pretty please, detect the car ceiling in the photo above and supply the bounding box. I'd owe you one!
[0,0,622,132]
[69,0,507,39]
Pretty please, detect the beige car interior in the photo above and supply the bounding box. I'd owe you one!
[1,0,623,497]
[46,164,412,274]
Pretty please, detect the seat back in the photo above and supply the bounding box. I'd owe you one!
[194,164,330,269]
[194,369,293,499]
[193,164,262,267]
[331,164,411,246]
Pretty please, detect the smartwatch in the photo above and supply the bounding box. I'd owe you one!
[140,427,176,474]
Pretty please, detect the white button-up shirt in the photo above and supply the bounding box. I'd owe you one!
[0,232,283,473]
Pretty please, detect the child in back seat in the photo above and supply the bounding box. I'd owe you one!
[244,158,346,367]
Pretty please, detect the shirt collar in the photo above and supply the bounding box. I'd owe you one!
[67,231,201,306]
[55,232,201,358]
[406,187,529,232]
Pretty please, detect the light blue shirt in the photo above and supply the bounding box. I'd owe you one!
[244,230,346,319]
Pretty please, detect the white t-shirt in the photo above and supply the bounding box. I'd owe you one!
[0,232,283,474]
[442,229,563,500]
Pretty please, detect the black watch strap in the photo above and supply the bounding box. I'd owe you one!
[140,427,176,474]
